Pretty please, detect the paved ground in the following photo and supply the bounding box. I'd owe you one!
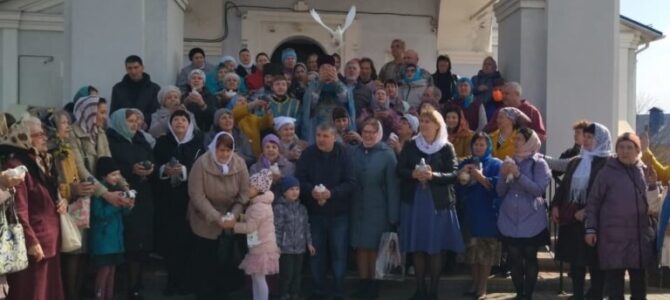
[94,251,670,300]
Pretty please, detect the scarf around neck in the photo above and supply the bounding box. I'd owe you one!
[569,123,612,204]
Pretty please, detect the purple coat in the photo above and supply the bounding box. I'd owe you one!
[585,157,655,270]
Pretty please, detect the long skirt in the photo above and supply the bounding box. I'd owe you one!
[7,255,64,300]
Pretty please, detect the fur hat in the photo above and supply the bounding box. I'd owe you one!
[96,157,120,179]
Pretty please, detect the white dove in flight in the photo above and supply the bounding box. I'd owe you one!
[310,6,356,50]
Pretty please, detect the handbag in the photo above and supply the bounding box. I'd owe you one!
[374,232,405,281]
[0,194,29,275]
[68,197,90,228]
[60,212,82,253]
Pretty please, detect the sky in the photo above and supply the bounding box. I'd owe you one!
[620,0,670,113]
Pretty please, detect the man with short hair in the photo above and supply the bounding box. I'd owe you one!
[295,123,357,300]
[176,48,216,86]
[111,55,161,126]
[421,86,442,107]
[342,59,372,117]
[483,81,546,140]
[306,53,319,72]
[235,48,256,78]
[379,39,406,82]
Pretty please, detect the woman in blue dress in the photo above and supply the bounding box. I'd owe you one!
[397,106,464,300]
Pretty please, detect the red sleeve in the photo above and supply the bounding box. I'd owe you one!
[483,110,499,133]
[531,107,546,141]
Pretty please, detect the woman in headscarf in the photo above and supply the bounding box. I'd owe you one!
[397,107,464,300]
[444,106,474,160]
[246,52,271,93]
[149,85,198,138]
[46,110,97,300]
[249,134,295,193]
[206,59,249,97]
[399,64,430,111]
[181,69,219,131]
[357,88,400,141]
[217,72,245,110]
[497,127,550,300]
[551,122,611,300]
[273,116,308,162]
[490,107,531,160]
[204,108,256,167]
[289,63,309,101]
[456,132,502,300]
[0,116,67,300]
[585,133,656,300]
[350,118,399,299]
[188,131,250,299]
[431,55,458,105]
[106,109,155,299]
[452,78,487,131]
[471,56,503,120]
[153,110,204,295]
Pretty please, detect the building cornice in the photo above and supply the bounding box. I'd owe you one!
[493,0,545,23]
[0,11,63,31]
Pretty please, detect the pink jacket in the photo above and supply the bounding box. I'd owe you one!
[234,191,279,255]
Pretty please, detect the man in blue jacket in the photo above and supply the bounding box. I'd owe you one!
[295,123,357,300]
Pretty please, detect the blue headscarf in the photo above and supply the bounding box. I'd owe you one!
[469,132,493,163]
[402,64,422,84]
[108,108,139,143]
[457,77,474,108]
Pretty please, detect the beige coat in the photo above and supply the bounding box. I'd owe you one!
[69,125,127,196]
[188,151,250,240]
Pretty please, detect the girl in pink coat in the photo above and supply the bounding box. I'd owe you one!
[223,168,280,300]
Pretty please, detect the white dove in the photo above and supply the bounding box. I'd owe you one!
[2,165,28,179]
[310,6,356,50]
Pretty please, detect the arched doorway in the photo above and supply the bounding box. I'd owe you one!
[271,37,327,65]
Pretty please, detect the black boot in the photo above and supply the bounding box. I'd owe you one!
[366,280,379,299]
[351,279,369,299]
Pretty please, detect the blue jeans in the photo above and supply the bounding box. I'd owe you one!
[309,214,349,297]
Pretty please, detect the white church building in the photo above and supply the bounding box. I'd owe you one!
[0,0,663,155]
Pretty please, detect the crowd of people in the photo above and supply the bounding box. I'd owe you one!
[0,37,667,300]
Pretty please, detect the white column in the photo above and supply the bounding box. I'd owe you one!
[544,0,619,155]
[0,15,19,110]
[64,0,186,104]
[493,0,547,117]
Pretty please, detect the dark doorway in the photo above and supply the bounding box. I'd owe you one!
[271,37,326,65]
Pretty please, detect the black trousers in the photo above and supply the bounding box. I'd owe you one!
[192,235,244,300]
[570,262,605,299]
[605,269,646,300]
[279,253,305,296]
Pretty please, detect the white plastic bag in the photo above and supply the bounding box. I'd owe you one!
[60,213,82,253]
[374,232,404,281]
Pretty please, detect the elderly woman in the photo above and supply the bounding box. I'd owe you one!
[204,108,256,167]
[452,78,487,131]
[350,119,399,299]
[273,116,308,162]
[445,106,474,160]
[357,88,401,141]
[153,110,204,295]
[188,131,250,299]
[584,133,656,300]
[497,127,550,300]
[106,109,155,299]
[176,47,216,87]
[149,86,197,138]
[550,123,611,300]
[397,107,464,300]
[399,64,430,111]
[45,110,99,300]
[490,107,530,160]
[206,60,249,97]
[0,117,67,300]
[471,56,503,120]
[249,134,295,193]
[181,69,218,131]
[289,63,309,101]
[217,72,245,109]
[457,132,502,299]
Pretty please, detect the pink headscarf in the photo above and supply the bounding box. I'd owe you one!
[514,128,541,160]
[362,120,384,148]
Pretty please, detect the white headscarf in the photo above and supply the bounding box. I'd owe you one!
[273,116,296,132]
[414,109,449,155]
[168,111,195,145]
[569,122,612,204]
[208,131,235,175]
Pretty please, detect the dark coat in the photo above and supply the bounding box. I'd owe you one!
[585,157,656,270]
[295,142,357,216]
[397,140,458,211]
[106,128,155,253]
[110,73,161,125]
[235,64,256,78]
[350,142,400,249]
[551,156,607,265]
[180,85,219,132]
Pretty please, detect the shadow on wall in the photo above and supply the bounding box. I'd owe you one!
[270,36,327,64]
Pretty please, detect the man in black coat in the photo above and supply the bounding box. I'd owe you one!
[295,123,356,300]
[111,55,161,127]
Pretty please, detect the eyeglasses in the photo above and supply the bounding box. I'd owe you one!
[31,132,47,139]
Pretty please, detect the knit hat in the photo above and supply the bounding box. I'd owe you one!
[281,48,297,62]
[220,55,237,66]
[96,157,120,179]
[250,169,273,193]
[280,176,300,195]
[318,54,336,67]
[262,134,280,148]
[401,113,420,133]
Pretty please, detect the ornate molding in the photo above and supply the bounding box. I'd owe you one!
[493,0,545,23]
[0,11,20,29]
[0,11,63,31]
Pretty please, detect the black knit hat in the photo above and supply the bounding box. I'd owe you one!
[318,54,336,67]
[96,157,120,179]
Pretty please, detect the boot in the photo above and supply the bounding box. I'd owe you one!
[350,279,369,299]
